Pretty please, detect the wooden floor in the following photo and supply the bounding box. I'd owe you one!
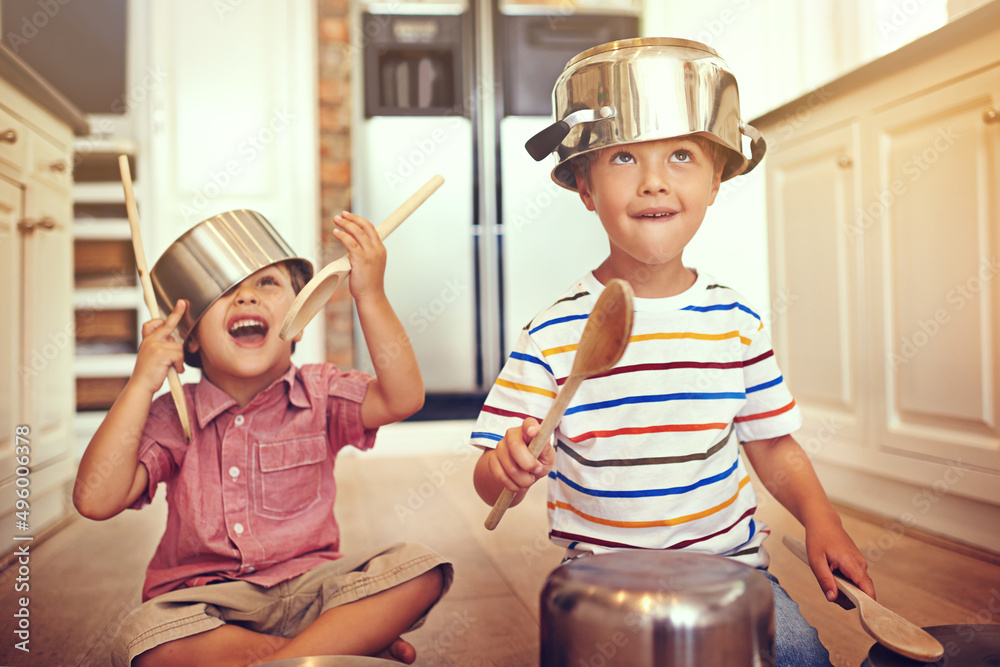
[2,446,999,667]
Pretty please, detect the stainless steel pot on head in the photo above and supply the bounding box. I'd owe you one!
[541,551,775,666]
[149,210,313,342]
[526,37,766,191]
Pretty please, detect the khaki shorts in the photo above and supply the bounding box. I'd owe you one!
[113,542,453,667]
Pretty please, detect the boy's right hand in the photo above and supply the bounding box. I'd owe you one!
[132,300,187,395]
[489,418,556,493]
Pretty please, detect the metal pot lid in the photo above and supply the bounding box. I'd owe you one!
[865,625,1000,666]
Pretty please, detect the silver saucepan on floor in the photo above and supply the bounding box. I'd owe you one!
[540,550,775,666]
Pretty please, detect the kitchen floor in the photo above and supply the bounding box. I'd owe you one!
[3,420,999,667]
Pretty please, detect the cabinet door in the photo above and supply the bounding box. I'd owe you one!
[20,175,74,468]
[868,66,1000,472]
[767,122,866,455]
[0,177,22,480]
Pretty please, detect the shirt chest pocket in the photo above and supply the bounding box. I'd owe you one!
[255,435,328,518]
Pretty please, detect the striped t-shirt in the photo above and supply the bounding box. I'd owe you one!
[471,271,801,568]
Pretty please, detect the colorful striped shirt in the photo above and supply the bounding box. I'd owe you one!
[471,271,802,568]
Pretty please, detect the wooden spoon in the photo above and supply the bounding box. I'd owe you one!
[119,155,192,441]
[783,535,944,662]
[485,278,634,531]
[279,175,444,341]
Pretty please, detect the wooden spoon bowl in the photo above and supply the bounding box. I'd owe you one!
[279,175,444,341]
[484,278,635,530]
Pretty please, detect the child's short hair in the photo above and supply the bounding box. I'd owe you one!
[183,260,308,369]
[569,135,726,190]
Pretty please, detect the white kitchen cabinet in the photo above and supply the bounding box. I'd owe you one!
[868,66,1000,475]
[0,51,88,556]
[767,122,867,451]
[756,3,1000,553]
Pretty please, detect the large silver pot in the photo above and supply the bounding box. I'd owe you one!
[149,210,313,341]
[541,551,775,666]
[526,37,766,190]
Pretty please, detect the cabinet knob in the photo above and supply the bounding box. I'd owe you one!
[49,160,67,173]
[985,108,999,124]
[1,129,17,144]
[837,156,853,168]
[17,218,57,233]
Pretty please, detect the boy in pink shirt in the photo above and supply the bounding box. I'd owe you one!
[75,210,450,666]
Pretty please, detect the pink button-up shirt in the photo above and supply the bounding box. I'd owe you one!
[134,363,375,601]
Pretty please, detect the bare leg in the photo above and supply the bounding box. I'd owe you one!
[260,566,444,663]
[134,566,444,667]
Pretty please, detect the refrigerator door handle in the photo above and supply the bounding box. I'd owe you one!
[525,106,617,161]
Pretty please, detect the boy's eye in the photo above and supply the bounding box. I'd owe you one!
[258,275,279,287]
[610,151,635,165]
[671,149,694,163]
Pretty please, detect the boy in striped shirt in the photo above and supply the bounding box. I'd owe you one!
[471,38,874,666]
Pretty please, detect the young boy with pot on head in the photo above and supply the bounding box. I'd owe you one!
[471,38,874,666]
[75,210,452,667]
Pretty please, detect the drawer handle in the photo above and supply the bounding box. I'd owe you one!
[985,108,999,124]
[1,129,17,144]
[17,218,57,233]
[837,156,853,168]
[49,160,67,173]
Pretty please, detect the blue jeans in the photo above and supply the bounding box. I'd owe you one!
[761,569,834,667]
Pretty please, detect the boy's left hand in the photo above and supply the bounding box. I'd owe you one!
[333,211,387,301]
[806,525,876,604]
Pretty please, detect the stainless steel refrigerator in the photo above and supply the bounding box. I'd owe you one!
[351,0,640,406]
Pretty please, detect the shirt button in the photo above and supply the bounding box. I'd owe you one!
[229,466,240,480]
[246,565,255,572]
[233,523,245,535]
[234,415,245,426]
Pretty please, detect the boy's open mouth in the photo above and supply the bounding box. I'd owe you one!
[228,315,269,346]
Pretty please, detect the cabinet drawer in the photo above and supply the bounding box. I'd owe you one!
[30,130,72,193]
[0,105,28,175]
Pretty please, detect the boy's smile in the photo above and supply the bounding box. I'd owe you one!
[227,314,269,346]
[187,263,302,405]
[578,137,722,295]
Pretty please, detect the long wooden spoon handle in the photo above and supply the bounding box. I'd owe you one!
[484,377,582,531]
[375,174,444,241]
[119,156,192,441]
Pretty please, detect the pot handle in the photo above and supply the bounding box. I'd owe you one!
[525,106,617,161]
[740,122,767,175]
[526,120,571,161]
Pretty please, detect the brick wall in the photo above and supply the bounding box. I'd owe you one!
[317,0,354,368]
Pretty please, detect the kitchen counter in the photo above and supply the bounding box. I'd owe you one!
[0,42,88,135]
